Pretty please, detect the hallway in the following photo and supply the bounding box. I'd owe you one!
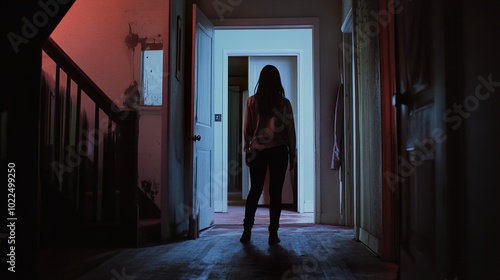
[38,224,398,280]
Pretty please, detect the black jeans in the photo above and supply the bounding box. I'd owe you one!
[244,144,288,232]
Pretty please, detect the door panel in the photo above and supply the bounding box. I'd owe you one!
[191,4,214,231]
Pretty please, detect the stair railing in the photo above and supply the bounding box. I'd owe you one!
[40,37,138,247]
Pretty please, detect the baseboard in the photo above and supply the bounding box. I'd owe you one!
[359,227,380,256]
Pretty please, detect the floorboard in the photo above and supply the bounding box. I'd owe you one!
[214,205,314,226]
[37,224,398,280]
[37,204,398,280]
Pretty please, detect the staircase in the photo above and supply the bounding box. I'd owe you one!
[40,38,142,248]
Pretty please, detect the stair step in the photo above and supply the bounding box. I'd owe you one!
[139,218,161,228]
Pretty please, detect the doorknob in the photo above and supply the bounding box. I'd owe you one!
[190,135,201,141]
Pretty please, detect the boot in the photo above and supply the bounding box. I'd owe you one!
[268,230,280,245]
[240,229,251,243]
[240,219,253,243]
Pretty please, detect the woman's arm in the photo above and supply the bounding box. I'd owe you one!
[285,99,297,170]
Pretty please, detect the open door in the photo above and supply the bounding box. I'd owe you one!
[396,1,466,278]
[395,0,454,278]
[187,4,215,233]
[395,0,435,278]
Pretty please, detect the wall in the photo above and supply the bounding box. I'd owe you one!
[137,108,162,206]
[353,0,383,254]
[193,0,343,224]
[50,0,165,104]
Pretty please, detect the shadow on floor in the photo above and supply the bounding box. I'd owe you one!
[67,224,399,280]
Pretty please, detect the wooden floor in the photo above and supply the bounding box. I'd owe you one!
[37,200,399,279]
[214,205,314,225]
[38,223,399,280]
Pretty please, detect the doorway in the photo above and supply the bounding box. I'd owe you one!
[212,27,316,225]
[216,55,313,225]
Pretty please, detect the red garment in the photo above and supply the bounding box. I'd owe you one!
[243,95,296,157]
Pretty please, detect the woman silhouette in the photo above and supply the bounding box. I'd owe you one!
[240,65,296,245]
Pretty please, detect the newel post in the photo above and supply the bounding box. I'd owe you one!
[119,109,139,247]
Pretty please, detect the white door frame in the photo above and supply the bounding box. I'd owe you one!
[212,18,320,222]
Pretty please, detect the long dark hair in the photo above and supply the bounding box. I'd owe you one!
[254,65,285,117]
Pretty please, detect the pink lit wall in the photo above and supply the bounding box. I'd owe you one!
[50,0,165,104]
